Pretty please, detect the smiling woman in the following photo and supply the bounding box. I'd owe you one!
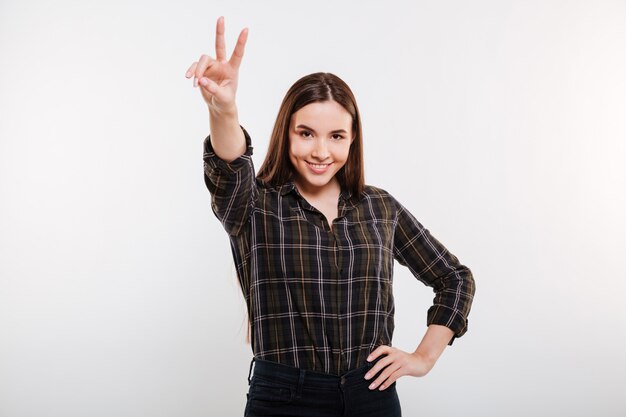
[257,72,365,204]
[287,101,354,197]
[256,74,364,234]
[187,15,475,417]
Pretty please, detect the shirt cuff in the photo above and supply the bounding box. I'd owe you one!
[203,125,254,174]
[426,305,469,346]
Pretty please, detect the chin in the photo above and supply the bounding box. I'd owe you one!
[298,172,333,187]
[301,174,327,184]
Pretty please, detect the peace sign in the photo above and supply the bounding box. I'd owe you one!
[185,16,249,113]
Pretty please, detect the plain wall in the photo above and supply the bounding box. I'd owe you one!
[1,0,625,416]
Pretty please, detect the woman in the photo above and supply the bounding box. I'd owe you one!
[185,16,475,417]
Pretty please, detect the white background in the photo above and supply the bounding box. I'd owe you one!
[1,0,625,416]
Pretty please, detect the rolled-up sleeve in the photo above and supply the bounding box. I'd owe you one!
[203,125,257,236]
[392,199,475,345]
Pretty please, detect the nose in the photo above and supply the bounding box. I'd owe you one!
[311,138,330,160]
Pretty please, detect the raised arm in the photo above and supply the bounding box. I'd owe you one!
[186,17,256,236]
[185,16,249,161]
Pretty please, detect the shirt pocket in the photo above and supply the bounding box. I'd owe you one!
[349,218,395,283]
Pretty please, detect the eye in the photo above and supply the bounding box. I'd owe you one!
[332,134,344,140]
[300,130,312,138]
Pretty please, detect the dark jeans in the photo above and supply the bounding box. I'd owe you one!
[244,356,402,417]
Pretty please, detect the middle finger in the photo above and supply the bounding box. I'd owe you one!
[229,27,248,70]
[365,355,391,381]
[370,362,399,390]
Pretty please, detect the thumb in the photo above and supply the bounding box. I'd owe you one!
[199,77,227,102]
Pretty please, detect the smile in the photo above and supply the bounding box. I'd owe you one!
[306,161,332,173]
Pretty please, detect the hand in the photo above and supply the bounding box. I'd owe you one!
[184,16,249,113]
[363,345,436,391]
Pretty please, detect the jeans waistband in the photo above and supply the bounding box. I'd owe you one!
[247,356,385,389]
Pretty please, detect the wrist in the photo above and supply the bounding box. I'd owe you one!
[411,324,454,367]
[208,103,238,119]
[411,349,438,368]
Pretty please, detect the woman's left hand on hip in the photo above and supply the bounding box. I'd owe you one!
[363,345,435,391]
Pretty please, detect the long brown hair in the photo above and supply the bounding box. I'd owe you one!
[257,72,365,199]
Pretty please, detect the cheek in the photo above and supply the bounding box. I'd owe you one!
[335,143,352,162]
[286,141,296,161]
[289,139,307,159]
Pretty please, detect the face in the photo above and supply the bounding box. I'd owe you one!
[288,100,355,196]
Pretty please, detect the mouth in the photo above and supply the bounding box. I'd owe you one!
[306,161,333,173]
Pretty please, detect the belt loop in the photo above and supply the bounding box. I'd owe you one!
[247,357,256,385]
[296,369,305,398]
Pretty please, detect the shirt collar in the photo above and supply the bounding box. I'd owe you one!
[279,181,296,196]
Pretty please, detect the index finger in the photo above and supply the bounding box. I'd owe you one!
[229,27,249,70]
[215,16,227,62]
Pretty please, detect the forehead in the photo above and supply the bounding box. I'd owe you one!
[290,101,352,129]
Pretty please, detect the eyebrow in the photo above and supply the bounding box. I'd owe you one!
[295,124,348,134]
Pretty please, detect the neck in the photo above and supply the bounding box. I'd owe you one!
[295,177,340,200]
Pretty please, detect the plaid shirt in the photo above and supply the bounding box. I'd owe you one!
[203,126,475,376]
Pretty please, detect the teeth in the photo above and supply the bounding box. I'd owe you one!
[308,162,330,168]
